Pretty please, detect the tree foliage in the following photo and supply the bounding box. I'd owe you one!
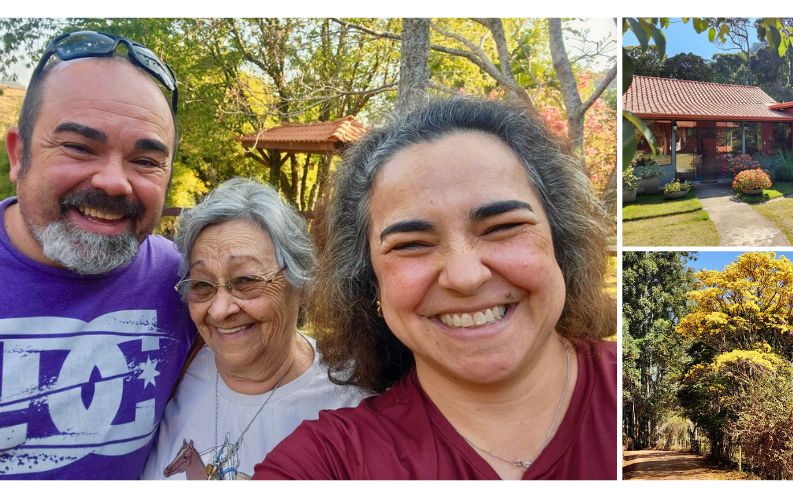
[676,252,793,477]
[676,252,793,356]
[622,251,695,450]
[0,18,616,213]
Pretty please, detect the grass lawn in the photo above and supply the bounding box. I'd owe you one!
[622,191,720,245]
[752,198,793,243]
[736,181,793,204]
[622,192,702,220]
[623,210,720,246]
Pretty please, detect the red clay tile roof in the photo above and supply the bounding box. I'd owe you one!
[624,76,793,122]
[240,115,367,148]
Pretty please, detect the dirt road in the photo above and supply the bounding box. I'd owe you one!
[623,449,753,480]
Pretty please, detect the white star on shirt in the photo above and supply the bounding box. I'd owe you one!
[139,356,160,389]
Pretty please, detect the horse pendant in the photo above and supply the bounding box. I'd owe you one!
[206,463,221,480]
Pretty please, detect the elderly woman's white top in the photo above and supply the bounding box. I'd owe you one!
[141,334,369,479]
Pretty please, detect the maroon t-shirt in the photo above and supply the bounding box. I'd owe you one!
[254,338,617,480]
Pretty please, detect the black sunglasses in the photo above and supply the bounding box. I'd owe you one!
[33,30,179,113]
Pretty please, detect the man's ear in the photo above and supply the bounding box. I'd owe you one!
[5,126,25,183]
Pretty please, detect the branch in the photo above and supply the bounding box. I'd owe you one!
[430,21,502,81]
[332,17,477,60]
[580,64,617,115]
[330,18,401,41]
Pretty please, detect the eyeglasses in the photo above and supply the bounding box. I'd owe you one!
[174,265,287,303]
[33,30,179,113]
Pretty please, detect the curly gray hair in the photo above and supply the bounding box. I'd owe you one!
[175,177,314,290]
[312,97,614,392]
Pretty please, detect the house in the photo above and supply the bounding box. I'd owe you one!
[624,76,793,180]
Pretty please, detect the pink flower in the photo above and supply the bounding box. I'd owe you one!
[732,169,772,191]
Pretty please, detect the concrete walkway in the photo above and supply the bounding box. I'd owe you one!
[693,178,790,246]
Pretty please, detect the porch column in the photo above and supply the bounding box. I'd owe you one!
[741,121,746,154]
[671,121,677,176]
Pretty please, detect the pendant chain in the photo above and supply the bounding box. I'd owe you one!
[463,342,572,471]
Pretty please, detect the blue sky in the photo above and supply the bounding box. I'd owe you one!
[686,251,793,272]
[623,18,759,60]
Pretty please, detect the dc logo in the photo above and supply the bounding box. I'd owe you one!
[0,311,166,474]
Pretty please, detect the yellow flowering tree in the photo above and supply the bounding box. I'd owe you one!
[676,252,793,353]
[676,252,793,477]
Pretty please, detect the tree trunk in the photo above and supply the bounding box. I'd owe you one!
[396,18,430,111]
[548,18,617,167]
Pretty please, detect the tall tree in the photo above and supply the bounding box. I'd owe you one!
[676,252,793,469]
[707,17,754,85]
[396,18,430,110]
[622,251,694,450]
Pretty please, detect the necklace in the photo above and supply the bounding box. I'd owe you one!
[207,368,284,480]
[463,342,572,471]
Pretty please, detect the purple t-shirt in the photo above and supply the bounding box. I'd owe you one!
[254,339,617,480]
[0,197,195,479]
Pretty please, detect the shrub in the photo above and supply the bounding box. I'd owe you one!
[663,179,692,194]
[632,156,658,168]
[726,154,762,176]
[732,169,772,191]
[623,164,638,191]
[771,150,793,182]
[634,164,664,179]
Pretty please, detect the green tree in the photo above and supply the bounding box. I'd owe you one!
[624,45,663,76]
[705,17,754,85]
[0,18,403,213]
[622,251,695,450]
[711,52,749,85]
[659,52,714,81]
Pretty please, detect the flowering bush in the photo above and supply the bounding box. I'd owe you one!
[726,154,762,176]
[663,180,692,194]
[732,169,772,191]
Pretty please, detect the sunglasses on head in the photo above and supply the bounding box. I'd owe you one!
[33,30,179,113]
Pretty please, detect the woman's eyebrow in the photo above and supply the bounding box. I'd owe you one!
[380,219,435,243]
[471,200,533,221]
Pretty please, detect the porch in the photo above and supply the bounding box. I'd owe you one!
[635,119,793,181]
[625,76,793,182]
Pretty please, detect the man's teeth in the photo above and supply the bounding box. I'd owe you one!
[78,206,123,221]
[439,305,506,328]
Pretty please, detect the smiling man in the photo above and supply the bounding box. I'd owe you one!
[0,31,194,479]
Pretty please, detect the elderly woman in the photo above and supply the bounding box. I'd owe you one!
[253,98,617,480]
[142,178,368,480]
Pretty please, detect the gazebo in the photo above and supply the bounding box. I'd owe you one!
[625,76,793,180]
[239,115,367,185]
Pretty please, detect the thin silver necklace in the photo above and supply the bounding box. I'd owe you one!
[463,343,572,471]
[208,368,284,479]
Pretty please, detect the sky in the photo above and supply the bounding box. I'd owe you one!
[686,251,793,272]
[622,18,759,60]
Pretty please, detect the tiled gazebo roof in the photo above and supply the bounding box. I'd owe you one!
[239,115,367,153]
[624,76,793,122]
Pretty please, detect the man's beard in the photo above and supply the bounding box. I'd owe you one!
[31,220,140,275]
[27,189,146,275]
